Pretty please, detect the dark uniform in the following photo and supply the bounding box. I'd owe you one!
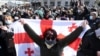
[77,18,100,56]
[77,28,100,56]
[23,24,83,56]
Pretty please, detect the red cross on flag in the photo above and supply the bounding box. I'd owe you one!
[9,19,90,56]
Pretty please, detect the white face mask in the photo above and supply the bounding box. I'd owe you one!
[36,16,39,19]
[15,17,19,20]
[89,16,93,20]
[40,8,43,11]
[5,20,12,25]
[77,9,81,13]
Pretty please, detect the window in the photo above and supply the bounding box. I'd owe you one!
[44,2,47,6]
[65,1,68,6]
[84,1,89,6]
[50,2,55,6]
[57,1,61,6]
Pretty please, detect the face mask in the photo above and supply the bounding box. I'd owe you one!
[45,38,56,45]
[40,8,43,11]
[36,16,39,19]
[5,20,12,25]
[89,16,93,20]
[15,17,19,20]
[77,9,81,13]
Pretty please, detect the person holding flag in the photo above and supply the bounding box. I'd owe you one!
[77,20,100,56]
[19,19,88,56]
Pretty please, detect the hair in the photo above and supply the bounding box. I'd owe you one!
[43,28,57,39]
[4,15,14,21]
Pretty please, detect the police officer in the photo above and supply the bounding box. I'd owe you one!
[77,19,100,56]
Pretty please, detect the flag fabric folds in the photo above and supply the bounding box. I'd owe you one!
[9,19,90,56]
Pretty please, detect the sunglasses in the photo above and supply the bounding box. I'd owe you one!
[46,37,56,40]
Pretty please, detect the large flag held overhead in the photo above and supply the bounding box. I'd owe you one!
[9,19,90,56]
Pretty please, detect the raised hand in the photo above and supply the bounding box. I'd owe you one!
[19,19,26,25]
[81,20,88,29]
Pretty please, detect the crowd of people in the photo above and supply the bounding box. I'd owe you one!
[0,0,100,56]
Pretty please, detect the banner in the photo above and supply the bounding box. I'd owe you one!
[9,19,90,56]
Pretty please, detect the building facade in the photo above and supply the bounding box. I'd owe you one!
[30,0,97,7]
[0,0,98,7]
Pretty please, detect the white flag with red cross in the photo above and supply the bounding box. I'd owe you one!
[9,19,90,56]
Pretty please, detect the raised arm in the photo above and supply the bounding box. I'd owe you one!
[59,20,88,47]
[59,26,83,47]
[20,19,42,46]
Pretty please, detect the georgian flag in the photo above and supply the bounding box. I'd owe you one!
[9,19,90,56]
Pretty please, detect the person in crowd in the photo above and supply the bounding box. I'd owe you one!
[60,10,68,20]
[0,8,4,23]
[55,14,61,20]
[77,19,100,56]
[19,19,88,56]
[2,14,16,56]
[34,7,44,19]
[43,9,53,20]
[73,3,89,20]
[70,0,76,8]
[34,13,41,20]
[21,9,30,18]
[3,15,14,25]
[0,21,16,56]
[11,8,21,21]
[86,11,100,30]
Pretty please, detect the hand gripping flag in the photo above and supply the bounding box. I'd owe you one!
[9,19,90,56]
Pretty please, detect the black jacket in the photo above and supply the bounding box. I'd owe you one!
[0,29,16,56]
[73,6,89,20]
[77,29,100,56]
[24,24,83,56]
